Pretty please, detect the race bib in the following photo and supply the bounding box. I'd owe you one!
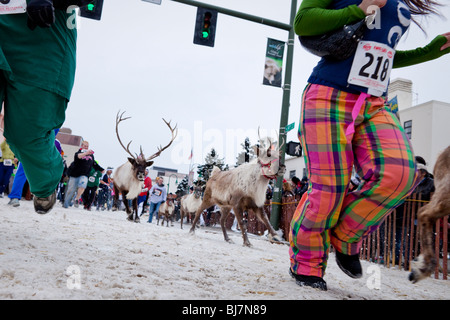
[0,0,27,14]
[89,176,96,183]
[348,41,395,97]
[3,159,12,166]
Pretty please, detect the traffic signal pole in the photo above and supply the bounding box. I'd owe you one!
[171,0,292,31]
[271,0,298,230]
[171,0,298,231]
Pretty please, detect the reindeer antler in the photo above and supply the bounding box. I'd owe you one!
[115,110,136,160]
[146,118,178,161]
[257,126,275,150]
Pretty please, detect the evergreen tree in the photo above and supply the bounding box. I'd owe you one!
[196,148,228,187]
[176,175,189,196]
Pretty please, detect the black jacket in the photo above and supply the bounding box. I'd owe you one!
[67,149,95,177]
[414,175,435,201]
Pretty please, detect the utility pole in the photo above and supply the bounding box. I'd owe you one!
[171,0,298,230]
[270,0,297,230]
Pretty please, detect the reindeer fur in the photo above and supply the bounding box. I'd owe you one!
[180,189,203,229]
[158,199,175,227]
[189,142,285,247]
[409,146,450,283]
[112,159,151,223]
[112,111,177,223]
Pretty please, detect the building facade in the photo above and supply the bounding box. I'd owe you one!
[55,127,84,166]
[388,78,450,171]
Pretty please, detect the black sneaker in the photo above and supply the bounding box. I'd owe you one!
[289,269,327,291]
[335,251,363,279]
[33,191,56,214]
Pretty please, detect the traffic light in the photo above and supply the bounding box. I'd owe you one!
[193,7,218,47]
[286,141,302,157]
[79,0,104,21]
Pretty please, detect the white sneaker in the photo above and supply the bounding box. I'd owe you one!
[8,198,20,207]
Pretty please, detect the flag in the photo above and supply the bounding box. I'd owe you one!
[388,96,399,114]
[263,38,285,87]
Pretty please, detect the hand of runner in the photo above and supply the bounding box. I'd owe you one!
[358,0,387,15]
[26,0,55,30]
[440,32,450,51]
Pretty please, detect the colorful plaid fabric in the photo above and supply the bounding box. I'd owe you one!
[289,84,418,278]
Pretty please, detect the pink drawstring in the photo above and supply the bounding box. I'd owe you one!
[346,92,370,136]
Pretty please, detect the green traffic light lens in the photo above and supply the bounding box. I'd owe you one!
[87,3,95,11]
[202,31,209,38]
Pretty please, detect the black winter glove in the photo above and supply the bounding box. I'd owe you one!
[26,0,55,30]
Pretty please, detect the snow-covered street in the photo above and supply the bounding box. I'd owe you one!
[1,198,449,300]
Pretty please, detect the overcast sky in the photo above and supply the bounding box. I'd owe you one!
[64,0,450,176]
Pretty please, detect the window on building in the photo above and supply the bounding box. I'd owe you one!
[157,171,165,177]
[404,120,412,139]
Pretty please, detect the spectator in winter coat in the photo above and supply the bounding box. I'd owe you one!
[414,163,435,201]
[82,162,104,211]
[63,141,95,208]
[97,167,113,211]
[147,177,167,223]
[138,169,152,216]
[0,140,16,198]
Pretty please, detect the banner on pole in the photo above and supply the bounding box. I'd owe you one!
[263,38,285,87]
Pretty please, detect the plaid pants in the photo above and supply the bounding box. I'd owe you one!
[289,84,418,278]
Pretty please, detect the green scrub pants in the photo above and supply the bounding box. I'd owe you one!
[0,71,67,198]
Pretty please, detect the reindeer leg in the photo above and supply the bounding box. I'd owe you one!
[220,207,233,244]
[123,196,134,222]
[410,199,450,283]
[254,207,282,243]
[409,206,437,283]
[180,210,184,229]
[189,201,213,234]
[133,198,140,223]
[112,185,120,211]
[189,210,200,234]
[234,207,251,247]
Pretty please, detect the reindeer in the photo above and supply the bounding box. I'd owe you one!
[157,195,176,227]
[189,137,286,246]
[409,146,450,283]
[179,186,203,229]
[112,111,177,223]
